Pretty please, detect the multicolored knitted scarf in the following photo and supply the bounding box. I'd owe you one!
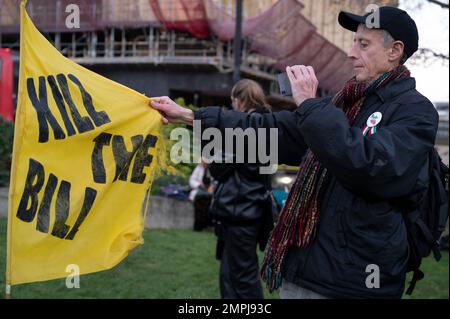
[261,65,411,292]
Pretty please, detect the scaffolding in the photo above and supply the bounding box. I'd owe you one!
[0,0,354,93]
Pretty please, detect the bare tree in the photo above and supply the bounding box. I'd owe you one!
[401,0,449,65]
[427,0,449,9]
[409,48,449,67]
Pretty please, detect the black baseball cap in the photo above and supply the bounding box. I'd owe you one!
[338,6,419,60]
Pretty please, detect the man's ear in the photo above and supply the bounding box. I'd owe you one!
[389,40,405,63]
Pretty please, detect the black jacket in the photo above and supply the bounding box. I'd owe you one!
[194,77,439,298]
[208,107,273,223]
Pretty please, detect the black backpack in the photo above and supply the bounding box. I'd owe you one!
[403,148,449,295]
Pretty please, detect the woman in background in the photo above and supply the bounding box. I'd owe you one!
[209,79,275,299]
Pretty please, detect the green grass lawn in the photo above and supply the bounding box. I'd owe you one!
[0,217,447,299]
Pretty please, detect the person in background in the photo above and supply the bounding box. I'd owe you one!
[189,159,213,231]
[205,79,275,299]
[189,159,209,202]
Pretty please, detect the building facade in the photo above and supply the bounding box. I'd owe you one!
[0,0,399,109]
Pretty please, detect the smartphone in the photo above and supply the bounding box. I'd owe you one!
[277,72,292,96]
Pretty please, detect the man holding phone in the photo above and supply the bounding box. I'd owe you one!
[151,7,439,298]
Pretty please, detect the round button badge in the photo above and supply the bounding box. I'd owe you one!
[367,112,382,128]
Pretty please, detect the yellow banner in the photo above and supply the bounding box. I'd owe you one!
[6,1,166,285]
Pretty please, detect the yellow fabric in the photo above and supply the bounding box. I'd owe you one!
[6,1,166,285]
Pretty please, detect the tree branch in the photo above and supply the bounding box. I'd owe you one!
[409,48,449,67]
[418,48,449,60]
[427,0,449,9]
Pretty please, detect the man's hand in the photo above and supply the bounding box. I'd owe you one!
[286,65,319,106]
[150,96,194,126]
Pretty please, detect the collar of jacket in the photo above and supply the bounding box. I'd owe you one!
[370,76,416,104]
[250,106,270,114]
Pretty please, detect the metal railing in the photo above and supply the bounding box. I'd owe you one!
[2,26,278,74]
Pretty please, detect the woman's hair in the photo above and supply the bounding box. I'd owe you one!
[231,79,270,112]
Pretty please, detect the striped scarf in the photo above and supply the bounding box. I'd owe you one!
[261,65,411,292]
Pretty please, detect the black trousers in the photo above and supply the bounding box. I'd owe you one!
[216,220,264,299]
[193,194,213,231]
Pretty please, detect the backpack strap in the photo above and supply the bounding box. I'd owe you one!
[407,208,442,261]
[415,218,442,261]
[405,269,425,295]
